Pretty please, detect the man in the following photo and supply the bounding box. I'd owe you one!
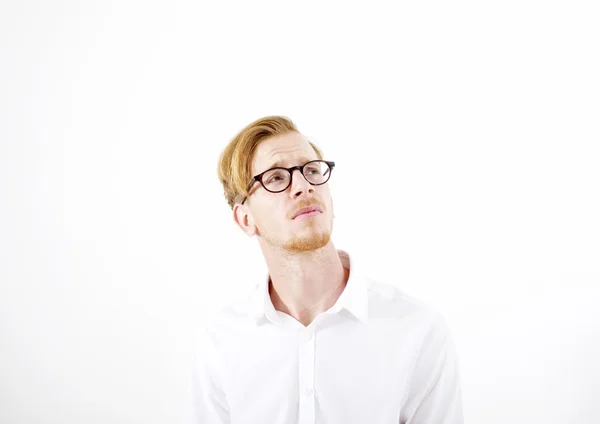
[187,116,464,423]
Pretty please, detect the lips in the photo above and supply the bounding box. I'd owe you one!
[292,205,323,219]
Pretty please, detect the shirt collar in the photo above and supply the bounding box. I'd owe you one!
[249,249,368,324]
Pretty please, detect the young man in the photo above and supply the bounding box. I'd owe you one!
[187,116,464,423]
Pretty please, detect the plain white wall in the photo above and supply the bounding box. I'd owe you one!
[1,1,599,423]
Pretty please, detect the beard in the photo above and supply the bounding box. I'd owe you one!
[258,224,332,253]
[256,205,334,253]
[283,230,331,252]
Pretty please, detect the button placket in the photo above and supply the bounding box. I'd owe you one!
[298,329,316,424]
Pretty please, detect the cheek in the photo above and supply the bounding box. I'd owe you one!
[254,203,287,230]
[321,190,333,210]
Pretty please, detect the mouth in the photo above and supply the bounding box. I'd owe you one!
[292,205,323,220]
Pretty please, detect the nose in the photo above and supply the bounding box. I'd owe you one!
[289,169,314,199]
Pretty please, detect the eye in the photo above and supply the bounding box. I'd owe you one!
[268,175,283,183]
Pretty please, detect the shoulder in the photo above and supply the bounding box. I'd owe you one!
[193,286,259,349]
[365,278,451,337]
[366,278,436,318]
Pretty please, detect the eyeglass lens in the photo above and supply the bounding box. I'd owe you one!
[262,161,331,193]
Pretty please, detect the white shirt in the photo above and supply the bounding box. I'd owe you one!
[187,250,464,424]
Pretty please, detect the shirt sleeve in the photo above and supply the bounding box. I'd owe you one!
[401,311,464,424]
[185,327,231,424]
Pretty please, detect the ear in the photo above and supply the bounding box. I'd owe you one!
[233,203,258,237]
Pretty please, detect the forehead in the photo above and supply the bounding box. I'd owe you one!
[252,132,318,174]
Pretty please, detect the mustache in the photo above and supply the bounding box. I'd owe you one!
[289,199,326,219]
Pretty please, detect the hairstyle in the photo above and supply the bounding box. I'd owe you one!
[217,115,324,209]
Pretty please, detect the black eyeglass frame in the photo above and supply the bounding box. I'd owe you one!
[240,160,335,205]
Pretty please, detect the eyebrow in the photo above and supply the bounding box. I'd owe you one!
[267,157,313,170]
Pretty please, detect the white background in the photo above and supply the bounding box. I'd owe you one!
[1,1,599,423]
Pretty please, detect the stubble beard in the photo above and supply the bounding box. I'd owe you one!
[259,209,334,253]
[283,230,331,252]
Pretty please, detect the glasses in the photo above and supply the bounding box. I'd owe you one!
[240,160,335,204]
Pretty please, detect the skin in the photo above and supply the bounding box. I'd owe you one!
[233,131,349,327]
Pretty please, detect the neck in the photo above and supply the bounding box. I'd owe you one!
[262,240,349,327]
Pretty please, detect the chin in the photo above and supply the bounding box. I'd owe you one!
[283,231,331,252]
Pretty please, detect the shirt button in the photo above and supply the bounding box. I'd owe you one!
[305,388,314,396]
